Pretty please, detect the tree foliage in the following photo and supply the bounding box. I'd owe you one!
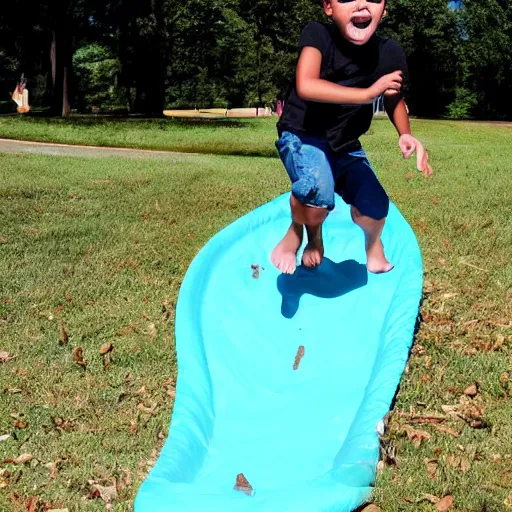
[0,0,510,119]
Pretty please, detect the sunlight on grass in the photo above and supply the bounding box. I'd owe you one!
[0,118,511,511]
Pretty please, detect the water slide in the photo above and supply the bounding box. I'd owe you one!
[135,193,422,512]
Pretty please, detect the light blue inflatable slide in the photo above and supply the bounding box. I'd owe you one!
[135,193,423,512]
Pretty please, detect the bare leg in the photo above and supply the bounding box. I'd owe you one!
[272,195,328,273]
[271,196,304,274]
[351,206,393,274]
[302,217,326,268]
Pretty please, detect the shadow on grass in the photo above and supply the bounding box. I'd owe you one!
[20,112,251,129]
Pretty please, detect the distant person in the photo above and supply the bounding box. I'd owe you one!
[272,0,432,275]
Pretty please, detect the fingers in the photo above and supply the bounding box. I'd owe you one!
[415,142,426,170]
[422,162,434,178]
[399,136,415,159]
[400,143,415,159]
[416,144,433,177]
[399,135,433,177]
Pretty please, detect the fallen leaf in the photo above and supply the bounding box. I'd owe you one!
[234,473,253,496]
[446,454,460,468]
[293,345,305,371]
[137,403,158,415]
[405,171,414,180]
[133,385,146,396]
[499,372,511,391]
[163,379,176,398]
[400,413,447,424]
[360,505,382,512]
[423,494,440,504]
[436,495,454,511]
[116,469,133,493]
[88,481,117,503]
[402,425,431,448]
[424,458,438,479]
[148,323,157,337]
[0,351,15,363]
[460,456,472,472]
[13,420,28,429]
[2,453,33,465]
[99,343,113,356]
[72,347,87,369]
[464,383,478,397]
[46,461,58,479]
[411,344,426,356]
[4,387,22,394]
[59,323,69,345]
[100,343,114,371]
[26,496,39,512]
[52,417,74,432]
[129,421,137,435]
[438,258,446,266]
[430,423,460,437]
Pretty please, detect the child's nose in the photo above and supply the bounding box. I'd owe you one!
[354,0,371,11]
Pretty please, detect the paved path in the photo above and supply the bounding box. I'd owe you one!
[0,138,197,160]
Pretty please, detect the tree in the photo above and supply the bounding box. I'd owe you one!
[380,0,460,118]
[456,0,512,119]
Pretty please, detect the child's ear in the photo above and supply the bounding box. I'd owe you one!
[323,0,333,17]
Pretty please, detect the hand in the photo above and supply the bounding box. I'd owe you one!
[399,134,433,177]
[369,71,403,99]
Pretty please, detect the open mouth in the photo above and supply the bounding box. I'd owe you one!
[351,17,372,29]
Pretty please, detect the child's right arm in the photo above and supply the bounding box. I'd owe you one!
[296,46,403,105]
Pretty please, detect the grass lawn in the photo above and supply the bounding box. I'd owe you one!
[0,115,278,157]
[0,117,511,511]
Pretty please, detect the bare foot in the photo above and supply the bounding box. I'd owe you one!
[366,239,393,274]
[302,234,324,268]
[271,222,303,274]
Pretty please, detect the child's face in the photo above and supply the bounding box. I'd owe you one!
[323,0,386,46]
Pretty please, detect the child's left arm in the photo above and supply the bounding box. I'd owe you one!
[384,94,433,177]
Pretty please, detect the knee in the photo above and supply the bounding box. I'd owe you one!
[351,196,389,223]
[351,205,386,226]
[304,206,328,227]
[351,206,361,222]
[291,194,328,226]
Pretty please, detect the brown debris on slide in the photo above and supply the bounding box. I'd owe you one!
[234,473,253,496]
[293,345,305,371]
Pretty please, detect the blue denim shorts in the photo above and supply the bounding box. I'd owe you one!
[275,130,389,220]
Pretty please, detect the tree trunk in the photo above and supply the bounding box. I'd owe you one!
[49,28,72,116]
[62,65,70,116]
[50,31,57,92]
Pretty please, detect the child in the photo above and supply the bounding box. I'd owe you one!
[272,0,432,275]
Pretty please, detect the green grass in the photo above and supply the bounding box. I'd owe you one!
[0,115,278,157]
[0,118,511,511]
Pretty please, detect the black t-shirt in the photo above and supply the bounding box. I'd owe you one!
[277,21,408,153]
